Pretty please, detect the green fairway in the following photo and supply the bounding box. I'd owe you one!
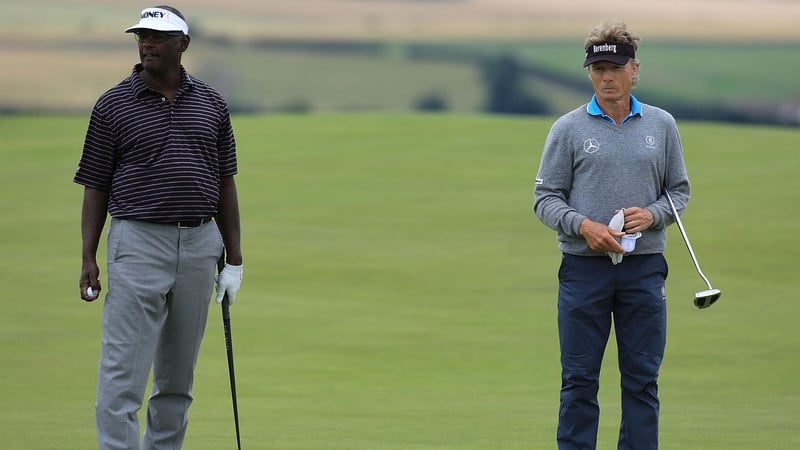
[0,114,798,449]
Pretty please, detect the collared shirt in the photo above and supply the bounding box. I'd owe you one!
[586,94,642,124]
[74,64,237,222]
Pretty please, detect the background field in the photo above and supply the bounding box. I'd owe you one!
[6,0,800,41]
[0,114,798,449]
[2,0,800,123]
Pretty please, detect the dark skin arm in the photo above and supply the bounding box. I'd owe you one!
[78,177,241,300]
[215,176,242,266]
[80,187,108,301]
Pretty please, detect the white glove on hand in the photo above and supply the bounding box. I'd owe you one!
[216,263,243,304]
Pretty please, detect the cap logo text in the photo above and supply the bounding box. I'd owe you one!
[141,11,166,19]
[593,44,617,54]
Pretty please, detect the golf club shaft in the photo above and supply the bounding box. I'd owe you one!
[222,299,242,450]
[218,254,242,450]
[664,190,714,290]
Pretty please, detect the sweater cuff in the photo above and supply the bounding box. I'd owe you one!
[648,207,665,230]
[570,213,587,237]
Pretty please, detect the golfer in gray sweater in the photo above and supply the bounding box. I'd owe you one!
[533,19,690,450]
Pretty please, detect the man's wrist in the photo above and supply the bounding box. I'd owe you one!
[577,217,590,237]
[225,253,243,266]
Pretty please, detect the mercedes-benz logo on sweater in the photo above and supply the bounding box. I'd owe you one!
[583,138,600,154]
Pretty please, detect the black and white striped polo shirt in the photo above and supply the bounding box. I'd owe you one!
[74,64,238,222]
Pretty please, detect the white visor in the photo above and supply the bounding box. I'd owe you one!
[125,7,189,34]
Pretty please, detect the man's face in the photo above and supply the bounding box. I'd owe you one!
[134,30,188,76]
[588,60,638,103]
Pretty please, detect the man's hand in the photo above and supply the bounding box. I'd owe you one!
[579,218,626,253]
[216,263,243,305]
[79,187,108,302]
[80,261,101,302]
[621,207,654,233]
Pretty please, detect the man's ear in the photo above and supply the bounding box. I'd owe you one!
[180,35,191,52]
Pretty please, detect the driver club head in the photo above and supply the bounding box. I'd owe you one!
[694,288,721,309]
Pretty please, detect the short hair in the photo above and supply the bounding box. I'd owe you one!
[585,18,641,86]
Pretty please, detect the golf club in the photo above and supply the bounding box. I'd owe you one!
[217,254,242,450]
[664,189,721,309]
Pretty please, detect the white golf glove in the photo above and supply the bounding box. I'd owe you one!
[607,209,643,265]
[621,231,642,252]
[216,263,243,304]
[607,210,625,265]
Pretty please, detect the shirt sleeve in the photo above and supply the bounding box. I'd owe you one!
[533,119,586,237]
[73,105,117,190]
[649,115,691,229]
[216,102,238,178]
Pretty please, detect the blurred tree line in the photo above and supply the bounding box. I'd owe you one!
[198,35,790,125]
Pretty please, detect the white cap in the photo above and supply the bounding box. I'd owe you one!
[125,7,189,34]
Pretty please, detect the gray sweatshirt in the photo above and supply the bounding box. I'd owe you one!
[533,100,690,256]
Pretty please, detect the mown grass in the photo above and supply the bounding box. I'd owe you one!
[0,114,798,449]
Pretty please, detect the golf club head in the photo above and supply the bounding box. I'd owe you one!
[694,288,721,309]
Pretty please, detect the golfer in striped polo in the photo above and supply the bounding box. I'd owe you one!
[74,6,243,449]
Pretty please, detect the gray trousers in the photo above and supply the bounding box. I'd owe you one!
[96,218,224,450]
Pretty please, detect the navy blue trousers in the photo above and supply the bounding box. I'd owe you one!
[556,253,667,450]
